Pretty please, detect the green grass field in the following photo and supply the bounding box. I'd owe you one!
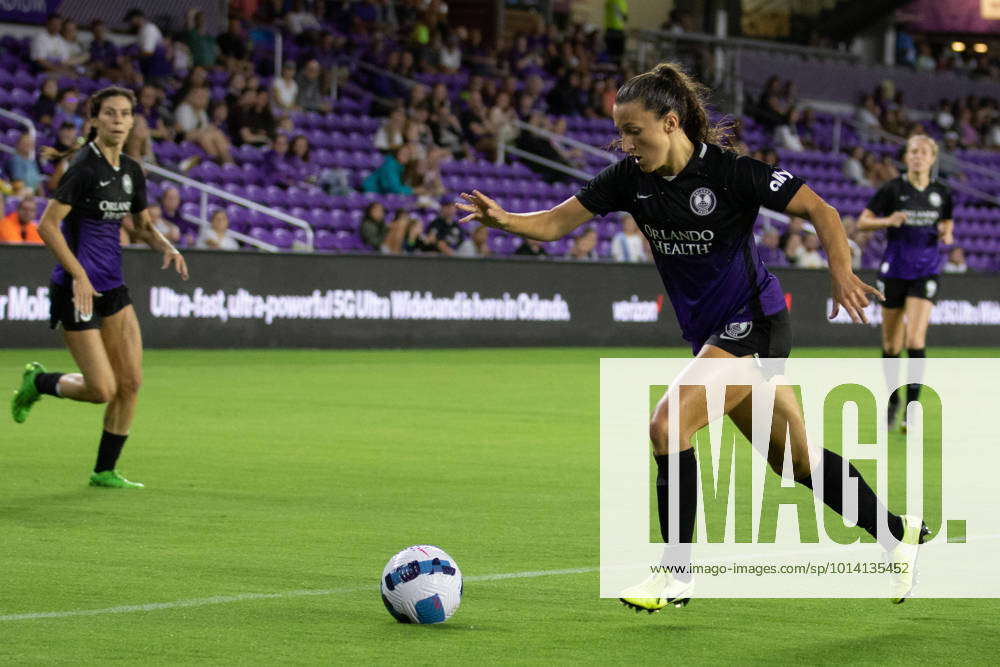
[2,347,999,664]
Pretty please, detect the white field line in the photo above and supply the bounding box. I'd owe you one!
[4,535,997,622]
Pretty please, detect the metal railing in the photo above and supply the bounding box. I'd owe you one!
[142,162,314,252]
[0,108,36,140]
[829,116,1000,207]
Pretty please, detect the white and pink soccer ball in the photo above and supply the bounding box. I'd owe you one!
[380,545,463,624]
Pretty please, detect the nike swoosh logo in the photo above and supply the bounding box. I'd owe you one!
[99,179,113,187]
[637,194,653,199]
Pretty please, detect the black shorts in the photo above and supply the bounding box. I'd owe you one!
[704,309,792,360]
[877,275,939,309]
[49,282,132,331]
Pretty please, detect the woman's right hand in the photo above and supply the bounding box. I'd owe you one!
[457,190,510,231]
[72,275,101,321]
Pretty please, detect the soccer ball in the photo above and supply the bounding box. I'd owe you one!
[380,545,463,624]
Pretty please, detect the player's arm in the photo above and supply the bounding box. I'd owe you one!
[937,218,954,245]
[857,207,906,231]
[132,208,189,280]
[37,199,102,317]
[456,190,591,241]
[784,185,883,324]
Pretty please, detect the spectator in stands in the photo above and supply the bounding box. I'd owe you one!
[456,224,490,257]
[943,246,967,274]
[0,197,42,244]
[271,62,299,113]
[363,145,414,195]
[488,92,518,147]
[135,84,172,143]
[438,33,462,73]
[856,94,882,139]
[6,133,42,196]
[285,0,323,37]
[159,186,191,243]
[51,88,84,133]
[611,214,649,263]
[798,232,827,269]
[32,78,60,127]
[147,205,181,244]
[88,20,133,84]
[780,232,803,266]
[360,201,388,251]
[175,87,234,165]
[31,13,70,73]
[185,9,218,69]
[197,209,239,250]
[842,146,868,186]
[289,134,314,180]
[127,8,171,84]
[754,76,788,131]
[266,134,299,187]
[840,216,862,269]
[59,19,89,69]
[380,209,413,255]
[296,59,331,113]
[218,17,249,68]
[515,238,547,257]
[774,107,804,152]
[426,200,466,255]
[566,226,599,260]
[604,0,628,63]
[877,154,899,183]
[402,215,433,253]
[51,121,79,154]
[236,89,277,147]
[756,227,785,266]
[374,107,407,153]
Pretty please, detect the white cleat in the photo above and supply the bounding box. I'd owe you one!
[888,514,930,604]
[618,572,694,613]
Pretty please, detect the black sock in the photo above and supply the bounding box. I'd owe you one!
[94,430,128,473]
[654,449,697,581]
[906,348,926,405]
[798,449,904,547]
[882,351,900,411]
[34,372,65,397]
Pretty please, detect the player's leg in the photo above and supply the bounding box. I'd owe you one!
[728,385,928,602]
[621,345,756,612]
[881,306,905,427]
[90,304,144,488]
[900,295,932,432]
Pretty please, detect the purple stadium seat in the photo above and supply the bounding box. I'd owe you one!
[249,227,275,246]
[315,229,338,250]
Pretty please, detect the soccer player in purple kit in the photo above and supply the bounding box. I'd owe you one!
[458,63,929,609]
[858,135,953,432]
[10,86,189,488]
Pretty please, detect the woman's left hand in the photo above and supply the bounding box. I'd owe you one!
[829,269,883,323]
[162,249,189,280]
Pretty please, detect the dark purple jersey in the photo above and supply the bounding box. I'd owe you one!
[576,143,804,352]
[866,176,952,280]
[51,142,148,291]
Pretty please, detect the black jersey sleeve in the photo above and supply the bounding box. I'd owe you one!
[865,180,898,216]
[53,157,91,206]
[728,155,805,213]
[574,159,631,216]
[129,162,148,214]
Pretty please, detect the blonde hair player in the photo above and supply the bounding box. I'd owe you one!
[858,135,954,432]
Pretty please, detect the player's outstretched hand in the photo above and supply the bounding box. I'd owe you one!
[829,270,883,324]
[457,190,510,231]
[162,249,189,280]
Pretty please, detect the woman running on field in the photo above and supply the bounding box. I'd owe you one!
[10,86,189,489]
[858,135,954,432]
[457,63,928,609]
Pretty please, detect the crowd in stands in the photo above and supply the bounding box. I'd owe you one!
[0,3,994,271]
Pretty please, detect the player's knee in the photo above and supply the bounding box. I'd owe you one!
[649,411,670,454]
[116,373,142,398]
[89,380,117,404]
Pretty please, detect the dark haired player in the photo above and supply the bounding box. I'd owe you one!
[10,86,188,488]
[458,62,928,609]
[859,135,953,432]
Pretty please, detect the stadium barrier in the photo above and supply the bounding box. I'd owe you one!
[1,245,998,348]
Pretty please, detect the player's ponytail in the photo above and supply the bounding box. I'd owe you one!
[615,62,731,148]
